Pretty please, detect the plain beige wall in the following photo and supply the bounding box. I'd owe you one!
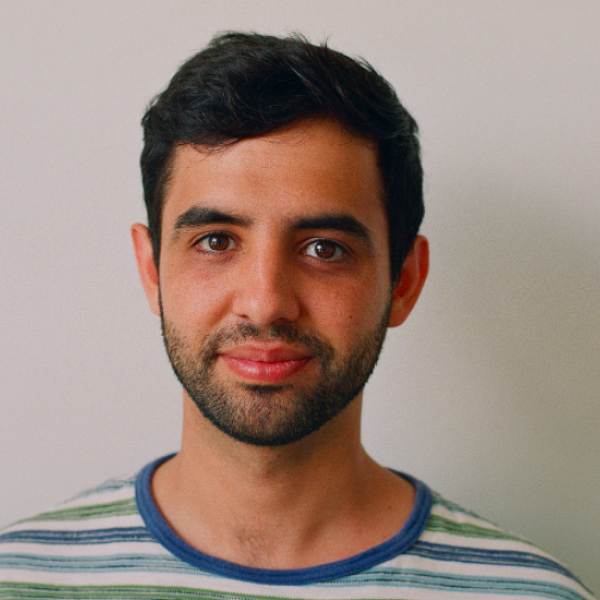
[1,0,598,592]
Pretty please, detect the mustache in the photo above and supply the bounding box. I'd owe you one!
[200,322,334,362]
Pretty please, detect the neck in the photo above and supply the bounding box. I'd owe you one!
[151,394,415,569]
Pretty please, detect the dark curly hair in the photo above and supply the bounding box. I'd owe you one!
[141,32,423,280]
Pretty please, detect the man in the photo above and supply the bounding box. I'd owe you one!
[0,32,595,599]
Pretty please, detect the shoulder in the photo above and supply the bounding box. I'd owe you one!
[1,473,138,529]
[396,488,597,599]
[0,472,171,597]
[0,473,146,560]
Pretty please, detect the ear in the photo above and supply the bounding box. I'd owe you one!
[131,223,161,317]
[388,235,429,328]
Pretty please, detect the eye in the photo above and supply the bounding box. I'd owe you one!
[303,239,346,261]
[196,233,236,252]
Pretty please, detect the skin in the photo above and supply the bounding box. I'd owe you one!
[132,118,429,569]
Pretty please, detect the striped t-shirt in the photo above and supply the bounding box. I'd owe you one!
[0,455,595,599]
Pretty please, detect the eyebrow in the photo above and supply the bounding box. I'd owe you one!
[171,207,251,241]
[290,214,373,248]
[171,206,373,249]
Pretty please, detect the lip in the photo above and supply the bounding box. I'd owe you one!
[218,344,312,384]
[219,343,312,362]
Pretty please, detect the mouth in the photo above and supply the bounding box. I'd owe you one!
[218,344,313,384]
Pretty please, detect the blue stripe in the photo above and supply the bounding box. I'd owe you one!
[410,541,576,579]
[0,554,196,574]
[323,569,590,600]
[0,555,589,600]
[0,528,153,545]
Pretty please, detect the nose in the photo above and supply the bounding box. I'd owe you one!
[231,245,301,327]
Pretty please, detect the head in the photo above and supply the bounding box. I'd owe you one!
[140,32,424,282]
[134,33,428,448]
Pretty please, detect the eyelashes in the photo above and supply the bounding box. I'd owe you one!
[195,232,237,252]
[302,239,347,261]
[194,233,349,262]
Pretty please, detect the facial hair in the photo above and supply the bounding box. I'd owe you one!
[161,304,391,447]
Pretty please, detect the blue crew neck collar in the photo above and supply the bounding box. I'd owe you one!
[135,454,432,585]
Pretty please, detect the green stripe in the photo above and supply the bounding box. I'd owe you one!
[424,514,521,541]
[0,582,296,600]
[22,500,138,524]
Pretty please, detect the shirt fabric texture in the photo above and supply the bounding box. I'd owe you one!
[0,454,595,600]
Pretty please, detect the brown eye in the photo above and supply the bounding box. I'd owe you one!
[304,239,345,260]
[197,233,235,252]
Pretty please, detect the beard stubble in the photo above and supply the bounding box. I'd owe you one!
[161,303,391,447]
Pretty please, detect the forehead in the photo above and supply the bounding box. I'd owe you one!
[162,119,386,233]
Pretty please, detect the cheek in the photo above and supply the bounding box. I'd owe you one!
[159,268,231,328]
[306,281,389,347]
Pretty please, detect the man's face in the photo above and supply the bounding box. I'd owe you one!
[138,120,411,446]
